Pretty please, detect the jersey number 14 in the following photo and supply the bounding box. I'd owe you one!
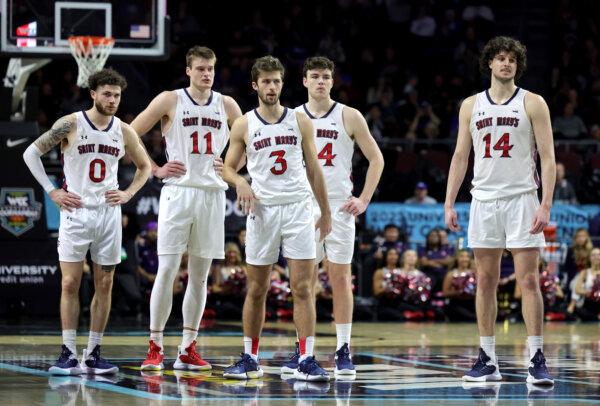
[483,132,513,158]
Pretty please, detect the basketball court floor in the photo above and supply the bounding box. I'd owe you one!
[0,321,599,405]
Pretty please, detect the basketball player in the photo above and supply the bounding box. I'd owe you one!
[445,36,555,385]
[130,46,242,371]
[22,68,151,375]
[280,56,384,377]
[221,56,332,381]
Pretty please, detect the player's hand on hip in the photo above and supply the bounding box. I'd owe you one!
[530,205,550,234]
[340,196,368,216]
[213,156,224,177]
[49,189,82,211]
[105,190,133,206]
[315,213,332,242]
[444,206,460,231]
[155,161,186,179]
[236,180,258,215]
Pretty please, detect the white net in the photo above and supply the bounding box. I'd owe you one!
[68,36,115,87]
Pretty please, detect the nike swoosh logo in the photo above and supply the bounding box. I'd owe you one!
[6,138,28,148]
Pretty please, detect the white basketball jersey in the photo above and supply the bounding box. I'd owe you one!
[246,107,311,205]
[295,102,354,200]
[470,88,539,201]
[62,111,125,206]
[163,89,228,190]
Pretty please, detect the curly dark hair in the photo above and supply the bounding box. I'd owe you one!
[479,36,527,80]
[251,56,285,82]
[87,68,127,91]
[302,56,335,77]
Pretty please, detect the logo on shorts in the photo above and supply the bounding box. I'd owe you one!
[0,188,42,236]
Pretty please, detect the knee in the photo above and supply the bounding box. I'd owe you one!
[62,275,80,296]
[328,270,351,288]
[95,274,114,296]
[291,280,312,301]
[477,273,498,292]
[518,272,538,294]
[246,280,269,301]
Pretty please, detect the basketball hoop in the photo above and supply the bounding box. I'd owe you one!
[68,36,115,88]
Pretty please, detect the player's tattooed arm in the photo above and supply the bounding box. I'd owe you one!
[34,115,75,153]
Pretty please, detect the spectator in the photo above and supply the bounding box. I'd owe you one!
[235,226,247,263]
[418,229,454,291]
[405,182,437,204]
[571,248,600,320]
[443,250,477,321]
[137,221,159,295]
[553,102,587,139]
[553,162,578,204]
[371,224,405,265]
[565,228,594,283]
[208,243,247,319]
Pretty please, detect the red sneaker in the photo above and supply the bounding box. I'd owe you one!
[141,340,164,371]
[173,340,211,371]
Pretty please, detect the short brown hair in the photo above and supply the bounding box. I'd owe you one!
[479,36,527,80]
[186,46,216,67]
[251,56,285,82]
[303,56,335,77]
[87,68,127,91]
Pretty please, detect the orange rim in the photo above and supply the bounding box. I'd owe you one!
[68,36,115,46]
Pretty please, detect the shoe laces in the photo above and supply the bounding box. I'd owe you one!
[301,356,322,373]
[59,345,73,362]
[185,341,203,362]
[336,343,351,359]
[531,350,547,368]
[471,348,492,370]
[147,341,163,360]
[233,353,252,367]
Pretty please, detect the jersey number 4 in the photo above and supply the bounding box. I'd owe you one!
[190,131,213,154]
[483,132,513,158]
[317,143,336,166]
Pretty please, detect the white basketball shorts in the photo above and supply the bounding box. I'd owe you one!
[58,204,121,265]
[246,198,315,266]
[157,185,225,259]
[468,191,546,249]
[313,199,355,264]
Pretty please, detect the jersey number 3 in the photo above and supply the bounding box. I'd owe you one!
[190,131,213,154]
[483,132,513,158]
[269,150,287,175]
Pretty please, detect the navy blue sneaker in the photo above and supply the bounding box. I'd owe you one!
[281,342,300,374]
[462,348,502,382]
[49,345,83,375]
[526,349,554,385]
[294,356,330,382]
[223,353,263,379]
[334,343,356,376]
[81,345,118,375]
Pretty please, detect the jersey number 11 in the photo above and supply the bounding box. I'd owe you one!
[190,131,213,154]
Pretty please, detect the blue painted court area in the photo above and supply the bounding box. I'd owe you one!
[1,342,599,405]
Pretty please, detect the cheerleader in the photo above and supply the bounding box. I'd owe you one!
[443,250,477,321]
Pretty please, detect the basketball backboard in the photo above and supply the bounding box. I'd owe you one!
[1,0,168,60]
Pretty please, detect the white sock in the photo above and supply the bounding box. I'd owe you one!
[480,336,496,363]
[86,331,103,354]
[527,336,543,361]
[244,336,259,361]
[150,253,183,332]
[150,331,163,350]
[299,336,315,362]
[182,256,211,339]
[181,329,198,350]
[336,323,352,351]
[62,329,77,356]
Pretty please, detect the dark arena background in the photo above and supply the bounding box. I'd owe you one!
[1,0,600,404]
